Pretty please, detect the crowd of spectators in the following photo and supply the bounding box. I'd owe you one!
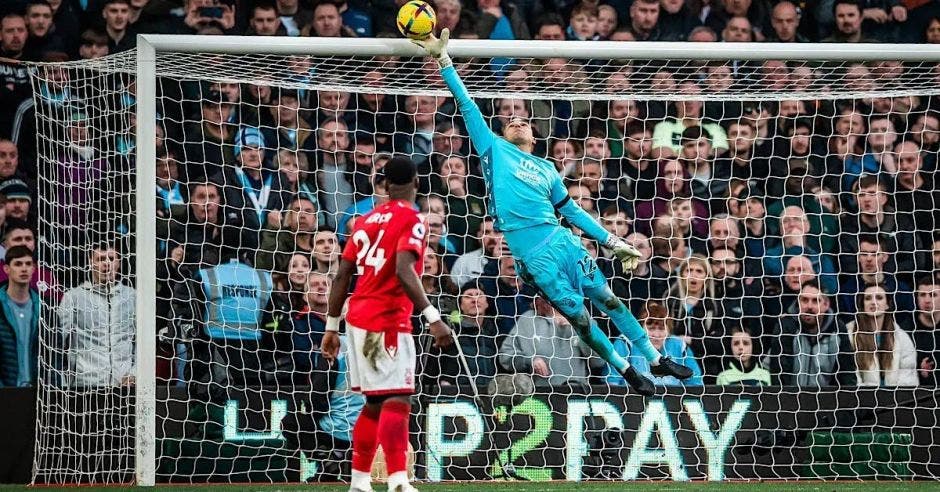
[1,0,940,460]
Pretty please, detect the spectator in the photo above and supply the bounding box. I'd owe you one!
[289,271,331,379]
[680,126,730,209]
[763,254,818,321]
[182,88,236,180]
[768,280,857,387]
[311,229,341,276]
[846,284,919,386]
[422,247,458,316]
[0,246,39,387]
[893,140,939,237]
[435,0,472,37]
[718,120,768,186]
[450,217,502,289]
[607,301,703,387]
[171,250,273,393]
[634,157,710,239]
[212,127,281,244]
[77,28,108,59]
[436,156,486,254]
[101,0,135,53]
[57,243,136,387]
[0,178,32,225]
[606,230,667,307]
[764,204,839,294]
[596,5,618,39]
[267,87,315,151]
[658,0,701,41]
[395,94,440,169]
[652,82,729,155]
[167,182,254,271]
[259,251,311,381]
[840,175,921,278]
[906,276,940,385]
[425,282,498,391]
[768,1,808,42]
[716,327,771,385]
[480,255,534,337]
[663,254,724,381]
[499,294,604,389]
[276,0,313,37]
[823,0,878,42]
[0,13,28,61]
[248,2,285,36]
[258,195,319,271]
[629,0,662,40]
[649,230,689,282]
[711,246,763,330]
[566,3,598,40]
[721,15,755,42]
[0,139,29,190]
[2,222,60,304]
[23,0,65,60]
[839,234,915,318]
[310,117,356,228]
[304,1,356,37]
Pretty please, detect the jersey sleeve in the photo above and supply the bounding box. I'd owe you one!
[552,170,612,244]
[441,65,495,155]
[395,213,426,258]
[341,229,360,263]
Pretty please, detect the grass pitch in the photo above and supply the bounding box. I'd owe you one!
[3,482,937,491]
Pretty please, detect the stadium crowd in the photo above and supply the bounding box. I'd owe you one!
[0,0,940,455]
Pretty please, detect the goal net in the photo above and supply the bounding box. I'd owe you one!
[26,38,940,484]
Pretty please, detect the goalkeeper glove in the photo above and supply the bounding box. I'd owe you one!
[607,236,642,272]
[411,28,452,68]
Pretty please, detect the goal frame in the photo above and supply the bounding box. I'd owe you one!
[133,34,940,486]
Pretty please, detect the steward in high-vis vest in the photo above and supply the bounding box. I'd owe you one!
[169,255,272,395]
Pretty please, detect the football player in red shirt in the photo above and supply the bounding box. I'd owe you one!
[322,156,452,492]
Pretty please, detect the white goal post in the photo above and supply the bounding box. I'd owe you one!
[27,34,940,486]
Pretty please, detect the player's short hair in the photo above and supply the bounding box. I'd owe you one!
[383,156,417,185]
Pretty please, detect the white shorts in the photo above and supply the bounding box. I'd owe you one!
[346,324,416,396]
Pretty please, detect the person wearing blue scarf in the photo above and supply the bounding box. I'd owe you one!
[211,126,284,241]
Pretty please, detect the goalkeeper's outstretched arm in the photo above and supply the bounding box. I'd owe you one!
[414,29,495,157]
[550,175,642,271]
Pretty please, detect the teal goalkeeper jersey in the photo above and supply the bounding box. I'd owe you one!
[441,65,568,234]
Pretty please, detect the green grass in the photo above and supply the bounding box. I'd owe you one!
[2,482,937,492]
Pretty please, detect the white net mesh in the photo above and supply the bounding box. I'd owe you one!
[27,46,940,484]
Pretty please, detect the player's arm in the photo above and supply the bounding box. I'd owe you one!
[322,258,356,361]
[550,173,642,271]
[396,250,453,348]
[413,29,495,156]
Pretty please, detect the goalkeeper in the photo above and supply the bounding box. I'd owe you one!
[414,30,691,395]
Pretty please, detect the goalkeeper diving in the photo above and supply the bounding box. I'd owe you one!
[413,30,692,395]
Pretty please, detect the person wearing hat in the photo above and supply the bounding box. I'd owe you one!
[0,178,32,224]
[210,126,283,240]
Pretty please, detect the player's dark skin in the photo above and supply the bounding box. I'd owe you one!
[321,176,454,409]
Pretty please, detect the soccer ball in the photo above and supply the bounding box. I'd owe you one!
[397,0,436,40]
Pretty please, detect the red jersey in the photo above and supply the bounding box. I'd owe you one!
[342,199,427,333]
